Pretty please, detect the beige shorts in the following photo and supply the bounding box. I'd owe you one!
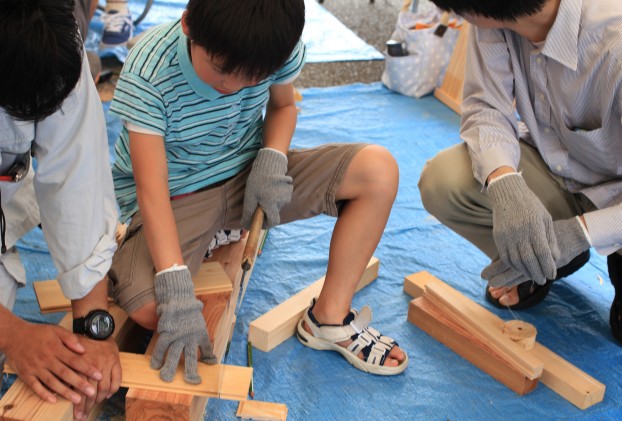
[108,143,367,313]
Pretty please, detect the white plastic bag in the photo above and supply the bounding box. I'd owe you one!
[382,9,462,98]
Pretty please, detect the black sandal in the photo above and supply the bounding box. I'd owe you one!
[485,250,591,310]
[608,253,622,345]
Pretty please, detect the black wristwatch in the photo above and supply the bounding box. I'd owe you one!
[73,309,115,340]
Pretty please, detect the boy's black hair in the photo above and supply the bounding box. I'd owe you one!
[0,0,83,121]
[430,0,548,21]
[185,0,305,82]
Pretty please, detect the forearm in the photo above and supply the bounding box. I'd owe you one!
[262,84,298,153]
[486,166,517,185]
[71,279,110,318]
[0,305,26,352]
[136,183,184,272]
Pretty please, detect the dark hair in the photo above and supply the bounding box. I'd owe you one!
[185,0,305,81]
[430,0,547,21]
[0,0,83,121]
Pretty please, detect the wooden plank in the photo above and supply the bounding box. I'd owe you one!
[119,353,252,401]
[404,271,606,409]
[424,282,543,380]
[126,390,207,421]
[33,261,232,314]
[409,297,538,395]
[248,257,380,352]
[236,400,288,421]
[433,22,470,114]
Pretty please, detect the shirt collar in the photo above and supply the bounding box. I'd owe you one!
[541,0,582,70]
[176,23,225,100]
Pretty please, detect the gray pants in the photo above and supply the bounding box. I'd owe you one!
[417,141,619,259]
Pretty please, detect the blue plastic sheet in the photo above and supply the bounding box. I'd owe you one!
[85,0,384,63]
[4,83,621,421]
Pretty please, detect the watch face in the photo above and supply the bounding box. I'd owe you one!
[88,311,115,340]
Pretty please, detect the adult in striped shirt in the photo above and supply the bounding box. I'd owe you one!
[108,0,407,384]
[419,0,622,344]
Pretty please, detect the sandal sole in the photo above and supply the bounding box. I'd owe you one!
[296,319,408,376]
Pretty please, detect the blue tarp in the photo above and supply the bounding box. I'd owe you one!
[86,0,384,63]
[3,83,620,420]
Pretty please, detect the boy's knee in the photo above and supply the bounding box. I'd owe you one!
[358,145,399,191]
[129,301,158,331]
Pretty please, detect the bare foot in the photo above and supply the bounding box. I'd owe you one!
[488,285,523,306]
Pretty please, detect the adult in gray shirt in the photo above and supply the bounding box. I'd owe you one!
[418,0,622,344]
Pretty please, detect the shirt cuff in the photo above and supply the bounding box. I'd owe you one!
[57,235,117,300]
[583,206,622,255]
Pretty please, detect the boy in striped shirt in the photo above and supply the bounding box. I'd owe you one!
[108,0,408,384]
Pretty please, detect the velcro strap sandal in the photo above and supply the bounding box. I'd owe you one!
[296,298,408,375]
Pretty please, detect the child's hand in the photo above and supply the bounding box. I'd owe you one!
[151,265,217,384]
[242,148,292,229]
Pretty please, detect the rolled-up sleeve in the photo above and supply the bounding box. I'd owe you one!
[461,27,521,185]
[32,50,118,300]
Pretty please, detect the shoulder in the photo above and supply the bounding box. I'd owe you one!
[580,0,622,60]
[123,20,182,82]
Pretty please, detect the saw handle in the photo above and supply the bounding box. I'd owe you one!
[242,207,265,271]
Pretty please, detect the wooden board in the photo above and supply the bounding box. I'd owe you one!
[120,352,251,400]
[409,297,538,395]
[237,400,288,421]
[434,22,470,114]
[424,281,543,380]
[248,257,380,352]
[33,261,232,314]
[126,391,206,421]
[404,271,606,409]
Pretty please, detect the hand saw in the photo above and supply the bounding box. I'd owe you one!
[218,206,264,398]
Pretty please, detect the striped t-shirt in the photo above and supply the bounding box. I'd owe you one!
[110,20,306,221]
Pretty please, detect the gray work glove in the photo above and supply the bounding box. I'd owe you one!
[241,148,293,229]
[487,173,560,284]
[151,266,217,384]
[482,217,591,287]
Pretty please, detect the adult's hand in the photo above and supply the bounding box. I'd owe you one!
[72,338,121,421]
[4,320,102,405]
[487,173,560,284]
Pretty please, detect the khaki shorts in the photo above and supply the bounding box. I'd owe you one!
[108,143,367,313]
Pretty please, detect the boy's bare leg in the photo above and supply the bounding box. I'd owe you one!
[304,145,405,366]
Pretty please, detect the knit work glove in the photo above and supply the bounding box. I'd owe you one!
[487,173,560,284]
[151,266,217,384]
[482,217,590,287]
[241,148,292,229]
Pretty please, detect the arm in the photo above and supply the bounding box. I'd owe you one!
[30,51,120,419]
[240,82,298,229]
[128,130,217,384]
[261,82,298,153]
[128,130,183,271]
[461,27,522,185]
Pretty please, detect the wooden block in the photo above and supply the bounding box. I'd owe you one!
[119,353,252,401]
[424,281,543,380]
[409,297,538,395]
[236,400,288,421]
[403,271,440,299]
[433,22,470,114]
[404,271,606,409]
[33,261,232,314]
[248,257,380,352]
[126,390,208,421]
